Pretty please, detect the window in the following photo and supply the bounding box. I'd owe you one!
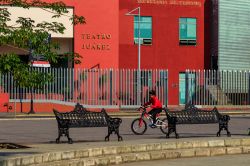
[134,16,152,45]
[179,18,197,45]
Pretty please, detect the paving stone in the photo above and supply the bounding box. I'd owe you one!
[108,155,122,165]
[62,151,75,160]
[75,149,89,158]
[122,154,137,163]
[164,151,181,159]
[226,147,242,154]
[136,152,151,161]
[208,140,225,147]
[102,146,117,155]
[242,146,250,154]
[117,146,132,154]
[57,160,71,166]
[3,158,22,166]
[88,148,103,157]
[83,158,95,166]
[176,141,193,149]
[225,139,241,147]
[75,160,85,166]
[195,148,211,157]
[3,159,15,166]
[210,147,226,156]
[69,161,79,166]
[34,155,43,164]
[179,149,195,157]
[15,158,21,166]
[161,142,177,150]
[43,153,56,163]
[146,143,161,151]
[0,161,6,166]
[94,157,109,166]
[49,152,62,161]
[241,139,250,146]
[150,151,165,160]
[21,156,35,165]
[192,141,208,148]
[131,144,147,152]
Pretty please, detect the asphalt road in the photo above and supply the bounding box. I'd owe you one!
[0,116,249,144]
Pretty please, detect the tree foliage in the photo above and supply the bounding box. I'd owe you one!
[0,0,85,89]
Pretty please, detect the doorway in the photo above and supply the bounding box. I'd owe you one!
[179,72,196,105]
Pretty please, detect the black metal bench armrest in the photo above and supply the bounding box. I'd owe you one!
[58,119,70,128]
[108,117,122,126]
[168,116,177,123]
[219,114,230,122]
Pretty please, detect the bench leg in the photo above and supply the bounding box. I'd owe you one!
[105,127,111,141]
[64,129,73,144]
[115,127,123,141]
[56,128,62,143]
[106,118,123,141]
[56,127,67,143]
[166,127,172,138]
[166,117,179,139]
[56,127,73,144]
[225,124,231,137]
[105,125,123,141]
[166,124,179,139]
[217,126,222,137]
[218,116,231,137]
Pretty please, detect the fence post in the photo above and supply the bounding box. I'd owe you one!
[185,69,189,104]
[110,69,113,105]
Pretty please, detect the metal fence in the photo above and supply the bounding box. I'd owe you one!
[185,70,250,105]
[0,68,168,108]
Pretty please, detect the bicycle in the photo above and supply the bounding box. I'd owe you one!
[131,106,168,135]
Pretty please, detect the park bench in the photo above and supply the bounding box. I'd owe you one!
[53,103,123,143]
[164,103,231,138]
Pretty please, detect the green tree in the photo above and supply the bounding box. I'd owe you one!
[0,0,85,113]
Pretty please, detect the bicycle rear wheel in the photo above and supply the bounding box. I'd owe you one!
[131,118,147,135]
[160,118,168,134]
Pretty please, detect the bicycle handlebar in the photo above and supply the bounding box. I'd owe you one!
[137,105,149,112]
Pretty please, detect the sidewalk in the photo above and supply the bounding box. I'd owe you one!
[1,137,250,166]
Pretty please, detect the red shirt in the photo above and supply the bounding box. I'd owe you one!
[144,96,162,109]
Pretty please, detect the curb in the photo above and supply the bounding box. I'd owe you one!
[1,138,250,166]
[1,111,250,120]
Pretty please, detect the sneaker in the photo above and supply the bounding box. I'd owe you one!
[149,123,157,128]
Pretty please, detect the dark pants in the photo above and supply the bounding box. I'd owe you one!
[148,108,162,124]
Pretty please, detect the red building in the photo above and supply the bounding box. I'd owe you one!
[71,0,211,105]
[0,0,212,111]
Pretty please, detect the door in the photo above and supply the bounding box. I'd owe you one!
[179,73,196,105]
[179,73,186,104]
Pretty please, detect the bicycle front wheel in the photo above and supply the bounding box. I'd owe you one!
[160,118,169,134]
[131,118,147,135]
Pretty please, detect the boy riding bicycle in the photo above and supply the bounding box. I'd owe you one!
[143,90,162,127]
